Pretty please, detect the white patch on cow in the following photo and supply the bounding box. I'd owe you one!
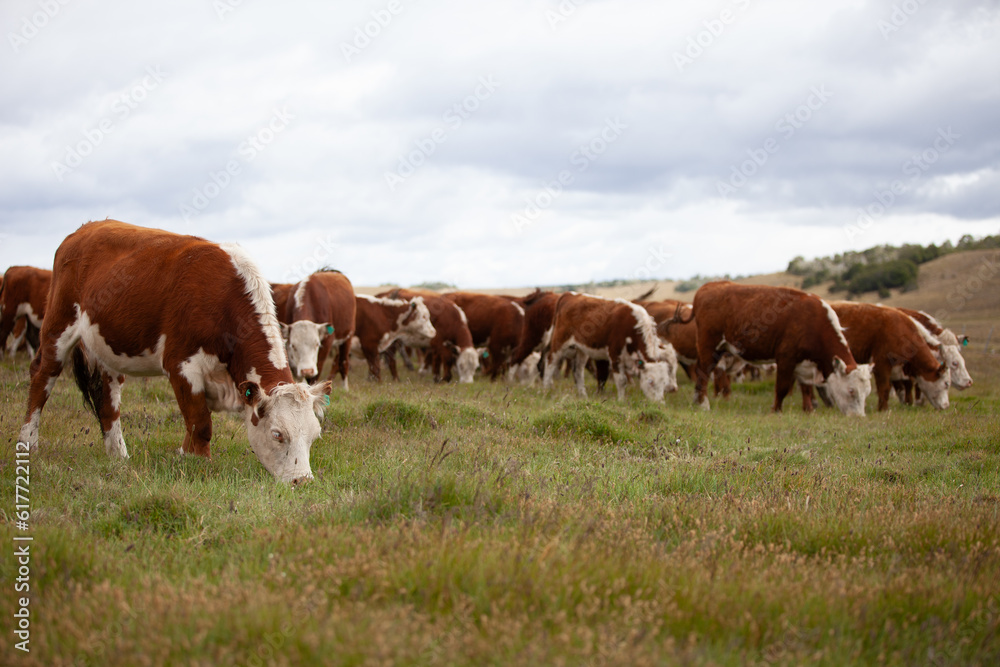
[397,298,435,347]
[794,360,824,386]
[108,374,123,412]
[56,306,168,376]
[819,299,849,347]
[221,242,289,371]
[510,351,541,386]
[293,277,309,309]
[617,298,663,361]
[511,301,525,317]
[179,348,241,412]
[15,302,43,328]
[939,344,972,388]
[104,418,127,458]
[286,320,327,380]
[456,346,479,383]
[245,367,262,386]
[455,304,469,325]
[18,409,41,450]
[907,316,940,348]
[44,375,58,397]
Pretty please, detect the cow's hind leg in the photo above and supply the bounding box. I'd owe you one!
[18,338,67,449]
[71,348,129,456]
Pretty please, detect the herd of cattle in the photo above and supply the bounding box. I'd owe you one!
[2,221,974,483]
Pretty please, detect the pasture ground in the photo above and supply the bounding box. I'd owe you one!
[2,348,999,666]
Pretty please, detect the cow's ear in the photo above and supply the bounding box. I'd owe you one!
[959,335,969,347]
[239,381,265,425]
[637,359,645,369]
[310,380,333,419]
[937,362,947,379]
[444,341,460,355]
[317,322,334,337]
[832,356,847,375]
[279,323,290,340]
[409,300,417,311]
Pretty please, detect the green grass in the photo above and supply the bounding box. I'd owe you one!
[2,351,999,666]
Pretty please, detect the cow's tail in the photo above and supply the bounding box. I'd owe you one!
[72,345,104,421]
[658,303,694,337]
[634,285,657,302]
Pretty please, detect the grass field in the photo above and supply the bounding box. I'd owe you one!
[2,347,999,666]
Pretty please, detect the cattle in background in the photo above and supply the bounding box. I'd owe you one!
[543,292,678,401]
[442,292,524,380]
[507,290,557,382]
[16,220,330,484]
[353,294,435,381]
[894,307,972,396]
[637,297,738,398]
[379,288,479,383]
[0,265,51,360]
[821,302,950,411]
[270,283,294,325]
[282,271,356,389]
[691,281,872,415]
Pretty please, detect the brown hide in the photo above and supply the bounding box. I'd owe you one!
[22,220,293,457]
[354,295,419,381]
[0,265,52,355]
[270,283,294,325]
[442,292,524,380]
[830,301,945,411]
[549,292,658,366]
[510,290,558,366]
[692,281,858,412]
[380,288,474,382]
[286,271,356,384]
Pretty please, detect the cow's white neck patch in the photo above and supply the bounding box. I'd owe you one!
[819,299,849,347]
[358,293,406,308]
[179,348,242,412]
[616,298,660,360]
[293,276,309,309]
[221,243,289,370]
[907,316,940,347]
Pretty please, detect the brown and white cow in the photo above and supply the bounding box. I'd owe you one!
[896,307,972,392]
[353,294,435,381]
[543,292,679,401]
[691,281,872,415]
[0,265,52,360]
[442,291,524,381]
[823,302,950,411]
[379,288,479,383]
[282,271,356,389]
[506,289,557,384]
[16,220,330,484]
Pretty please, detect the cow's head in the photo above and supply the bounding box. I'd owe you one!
[240,380,331,484]
[939,345,972,389]
[635,342,680,401]
[916,363,951,409]
[822,357,873,416]
[281,320,330,381]
[445,342,479,383]
[398,298,436,346]
[509,351,541,386]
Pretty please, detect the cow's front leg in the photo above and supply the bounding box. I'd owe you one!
[772,364,795,413]
[168,373,213,457]
[98,372,128,457]
[572,350,588,397]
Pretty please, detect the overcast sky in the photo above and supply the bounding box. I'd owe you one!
[1,0,998,288]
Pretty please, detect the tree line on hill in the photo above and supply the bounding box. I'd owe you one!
[787,233,1000,298]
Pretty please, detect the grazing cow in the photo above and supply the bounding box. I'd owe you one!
[282,271,356,389]
[691,281,872,415]
[896,307,972,391]
[508,290,557,380]
[824,302,950,411]
[353,294,435,381]
[379,288,479,383]
[543,292,679,401]
[0,265,51,360]
[639,298,736,397]
[442,292,524,380]
[270,283,294,325]
[16,220,330,484]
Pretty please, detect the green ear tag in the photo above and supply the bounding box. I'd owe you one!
[323,395,330,406]
[326,325,335,335]
[482,350,489,358]
[245,388,252,400]
[962,338,969,347]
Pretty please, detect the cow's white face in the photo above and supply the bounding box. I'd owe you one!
[243,381,330,484]
[509,351,541,385]
[399,299,436,346]
[916,366,951,409]
[940,345,972,389]
[456,347,479,383]
[823,358,873,416]
[282,320,329,380]
[638,361,675,401]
